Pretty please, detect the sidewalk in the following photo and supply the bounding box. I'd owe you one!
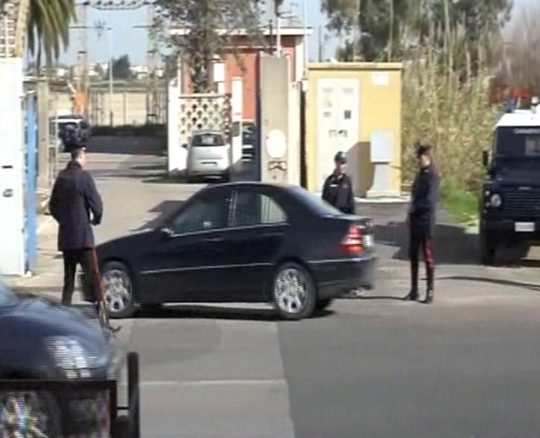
[5,213,86,302]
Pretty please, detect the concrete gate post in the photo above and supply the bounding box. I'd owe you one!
[259,55,293,184]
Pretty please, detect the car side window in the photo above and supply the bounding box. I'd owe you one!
[170,194,231,234]
[232,190,287,227]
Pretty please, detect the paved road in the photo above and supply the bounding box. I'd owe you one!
[16,138,540,438]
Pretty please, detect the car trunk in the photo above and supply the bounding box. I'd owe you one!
[192,145,229,160]
[323,215,375,256]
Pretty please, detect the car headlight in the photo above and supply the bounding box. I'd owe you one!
[489,193,502,207]
[45,336,108,376]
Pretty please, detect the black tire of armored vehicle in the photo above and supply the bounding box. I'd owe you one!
[479,226,497,265]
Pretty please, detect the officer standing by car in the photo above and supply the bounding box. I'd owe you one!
[322,151,362,297]
[404,143,440,304]
[49,145,104,307]
[322,151,355,214]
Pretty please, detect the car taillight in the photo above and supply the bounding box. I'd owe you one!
[339,225,363,253]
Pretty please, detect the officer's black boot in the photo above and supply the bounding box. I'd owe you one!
[404,262,419,301]
[425,267,434,304]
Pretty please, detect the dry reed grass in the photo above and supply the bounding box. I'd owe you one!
[401,22,500,194]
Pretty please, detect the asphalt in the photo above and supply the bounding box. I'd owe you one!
[10,137,540,438]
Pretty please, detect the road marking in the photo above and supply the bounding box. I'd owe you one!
[121,379,287,387]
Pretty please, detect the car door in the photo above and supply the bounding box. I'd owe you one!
[220,187,289,300]
[138,188,233,303]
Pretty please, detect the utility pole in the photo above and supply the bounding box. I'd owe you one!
[75,2,88,115]
[75,0,155,121]
[318,25,323,62]
[354,0,361,61]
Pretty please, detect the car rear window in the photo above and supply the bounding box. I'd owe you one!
[191,133,225,147]
[288,186,344,216]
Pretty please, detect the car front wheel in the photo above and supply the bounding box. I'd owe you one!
[101,261,136,319]
[271,262,316,320]
[479,230,497,266]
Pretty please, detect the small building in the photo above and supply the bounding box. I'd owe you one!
[169,26,311,120]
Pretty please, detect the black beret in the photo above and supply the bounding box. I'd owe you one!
[415,142,432,158]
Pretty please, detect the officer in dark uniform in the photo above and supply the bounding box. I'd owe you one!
[323,151,361,298]
[322,151,355,214]
[49,146,103,307]
[404,143,440,304]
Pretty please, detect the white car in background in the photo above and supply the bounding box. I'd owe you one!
[185,130,231,182]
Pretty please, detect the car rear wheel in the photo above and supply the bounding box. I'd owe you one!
[271,262,316,320]
[101,261,136,319]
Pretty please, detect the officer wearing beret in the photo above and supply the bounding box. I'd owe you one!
[404,143,440,304]
[322,151,355,215]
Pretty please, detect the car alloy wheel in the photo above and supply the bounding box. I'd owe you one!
[272,263,316,320]
[101,262,135,319]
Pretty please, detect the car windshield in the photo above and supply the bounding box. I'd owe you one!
[494,127,540,158]
[191,133,225,147]
[0,280,14,307]
[288,186,344,216]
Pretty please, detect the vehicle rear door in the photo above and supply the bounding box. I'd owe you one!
[138,188,233,302]
[219,187,289,300]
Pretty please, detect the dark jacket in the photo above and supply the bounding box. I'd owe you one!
[49,161,103,251]
[409,163,440,229]
[322,172,355,214]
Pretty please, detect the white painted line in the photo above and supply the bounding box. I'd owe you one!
[119,379,287,387]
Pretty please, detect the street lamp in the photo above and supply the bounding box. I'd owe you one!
[71,22,115,125]
[95,21,114,126]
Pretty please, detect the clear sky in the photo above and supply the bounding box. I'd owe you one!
[60,0,529,67]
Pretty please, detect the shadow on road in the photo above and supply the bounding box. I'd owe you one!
[137,304,333,321]
[88,136,164,155]
[375,221,479,265]
[438,275,540,292]
[132,200,185,231]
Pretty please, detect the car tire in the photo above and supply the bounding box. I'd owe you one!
[315,298,334,312]
[271,262,316,320]
[479,231,497,266]
[101,261,136,319]
[0,389,62,437]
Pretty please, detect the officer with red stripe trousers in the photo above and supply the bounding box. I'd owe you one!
[404,143,440,304]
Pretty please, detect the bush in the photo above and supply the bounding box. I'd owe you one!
[401,24,500,222]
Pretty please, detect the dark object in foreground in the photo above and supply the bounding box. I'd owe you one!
[0,351,140,437]
[92,182,377,320]
[0,279,130,436]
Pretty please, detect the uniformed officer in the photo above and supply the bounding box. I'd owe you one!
[404,143,440,304]
[322,151,355,214]
[49,146,103,307]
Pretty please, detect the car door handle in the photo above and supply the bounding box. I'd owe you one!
[263,232,283,238]
[204,237,224,242]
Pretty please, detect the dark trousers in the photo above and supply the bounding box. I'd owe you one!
[62,249,99,306]
[409,223,435,291]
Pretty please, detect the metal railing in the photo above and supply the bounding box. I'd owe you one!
[0,351,140,438]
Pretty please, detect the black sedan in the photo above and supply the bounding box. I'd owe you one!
[0,280,116,436]
[93,182,376,320]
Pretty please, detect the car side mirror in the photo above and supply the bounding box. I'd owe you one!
[482,150,489,167]
[181,143,188,149]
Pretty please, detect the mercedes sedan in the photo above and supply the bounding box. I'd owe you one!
[93,182,376,320]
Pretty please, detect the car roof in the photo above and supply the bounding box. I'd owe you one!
[496,111,540,128]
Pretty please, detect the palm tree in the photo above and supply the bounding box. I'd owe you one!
[26,0,76,70]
